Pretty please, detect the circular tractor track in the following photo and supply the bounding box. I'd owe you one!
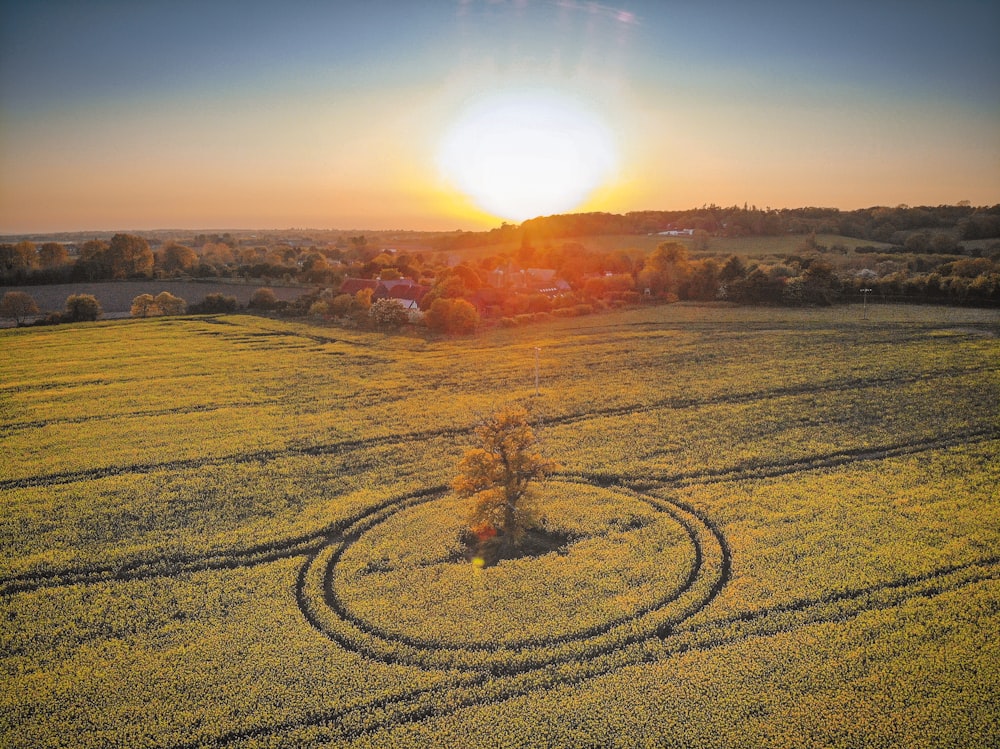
[296,475,730,673]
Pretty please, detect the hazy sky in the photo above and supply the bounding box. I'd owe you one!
[1,0,998,233]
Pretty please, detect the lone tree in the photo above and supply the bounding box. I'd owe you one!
[1,291,40,326]
[453,406,558,564]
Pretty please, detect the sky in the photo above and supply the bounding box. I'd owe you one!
[1,0,998,234]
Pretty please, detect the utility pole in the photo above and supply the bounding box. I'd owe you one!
[534,346,540,396]
[860,288,872,320]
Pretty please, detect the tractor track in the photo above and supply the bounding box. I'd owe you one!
[170,555,1000,749]
[3,429,991,595]
[2,366,989,491]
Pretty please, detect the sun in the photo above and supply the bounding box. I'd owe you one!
[437,90,617,222]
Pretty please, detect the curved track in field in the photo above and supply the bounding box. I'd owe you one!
[1,429,991,596]
[6,432,991,748]
[294,477,730,673]
[1,365,987,490]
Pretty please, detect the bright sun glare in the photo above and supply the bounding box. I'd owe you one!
[437,91,617,222]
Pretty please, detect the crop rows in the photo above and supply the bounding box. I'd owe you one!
[2,307,996,748]
[295,480,726,674]
[2,365,988,492]
[4,425,985,600]
[167,561,998,748]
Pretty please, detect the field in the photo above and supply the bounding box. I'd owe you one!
[1,303,998,748]
[450,233,897,260]
[0,281,306,320]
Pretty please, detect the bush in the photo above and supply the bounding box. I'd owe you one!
[191,293,238,314]
[64,294,101,322]
[130,294,157,317]
[425,298,480,335]
[329,293,355,317]
[249,287,278,310]
[155,291,186,315]
[369,298,409,329]
[308,300,330,318]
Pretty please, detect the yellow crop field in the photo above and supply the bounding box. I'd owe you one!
[1,303,998,748]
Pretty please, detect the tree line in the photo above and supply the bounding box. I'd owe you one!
[433,203,1000,249]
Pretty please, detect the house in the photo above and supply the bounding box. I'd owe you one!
[339,278,379,296]
[372,279,429,310]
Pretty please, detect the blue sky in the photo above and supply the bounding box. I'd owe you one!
[1,1,997,232]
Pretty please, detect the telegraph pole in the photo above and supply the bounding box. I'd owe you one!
[534,346,540,396]
[860,288,872,320]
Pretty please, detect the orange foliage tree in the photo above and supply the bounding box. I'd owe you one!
[453,406,557,560]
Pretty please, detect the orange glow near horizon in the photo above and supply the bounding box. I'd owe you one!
[0,3,996,234]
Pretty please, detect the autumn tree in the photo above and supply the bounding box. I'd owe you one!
[157,242,198,274]
[424,297,479,335]
[130,294,158,317]
[155,291,186,315]
[1,291,40,325]
[38,242,69,268]
[249,287,278,309]
[107,233,153,279]
[453,407,558,564]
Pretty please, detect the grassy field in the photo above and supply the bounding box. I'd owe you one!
[1,303,998,748]
[450,233,897,260]
[0,280,306,319]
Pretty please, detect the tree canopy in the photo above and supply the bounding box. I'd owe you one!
[453,406,558,565]
[0,291,39,325]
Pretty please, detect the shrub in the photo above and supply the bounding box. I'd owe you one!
[329,293,355,317]
[308,300,330,318]
[191,293,238,314]
[249,287,278,310]
[369,298,409,329]
[425,298,480,335]
[155,291,186,315]
[64,294,102,322]
[130,294,157,317]
[621,291,641,305]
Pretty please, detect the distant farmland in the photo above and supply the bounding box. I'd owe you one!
[1,304,997,748]
[0,280,306,318]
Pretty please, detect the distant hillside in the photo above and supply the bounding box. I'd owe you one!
[431,204,1000,252]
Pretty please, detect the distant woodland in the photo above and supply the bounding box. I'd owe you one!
[2,204,999,321]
